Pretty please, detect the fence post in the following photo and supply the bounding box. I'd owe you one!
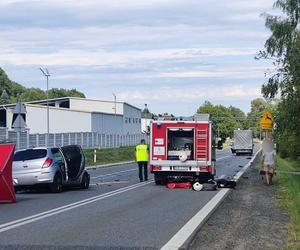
[68,133,71,146]
[36,134,39,147]
[5,127,9,141]
[53,133,56,147]
[86,133,89,148]
[61,133,64,146]
[16,132,20,150]
[26,131,29,148]
[92,132,94,147]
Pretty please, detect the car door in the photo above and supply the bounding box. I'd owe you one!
[60,145,85,180]
[51,148,68,181]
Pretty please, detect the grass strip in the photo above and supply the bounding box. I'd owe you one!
[84,146,135,166]
[275,157,300,250]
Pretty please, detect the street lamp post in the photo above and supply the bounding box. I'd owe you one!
[39,67,50,146]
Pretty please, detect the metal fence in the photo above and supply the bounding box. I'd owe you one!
[0,127,149,150]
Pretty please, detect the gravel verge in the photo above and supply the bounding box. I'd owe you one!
[189,161,289,250]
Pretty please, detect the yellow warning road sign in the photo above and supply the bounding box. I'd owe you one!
[260,111,273,130]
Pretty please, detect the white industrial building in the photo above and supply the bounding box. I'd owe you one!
[0,97,141,134]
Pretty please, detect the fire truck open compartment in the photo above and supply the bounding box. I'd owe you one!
[167,128,194,160]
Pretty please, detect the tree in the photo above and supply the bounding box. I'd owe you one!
[67,88,85,98]
[48,88,85,99]
[258,0,300,158]
[19,88,47,102]
[0,68,26,103]
[246,98,267,138]
[0,90,9,104]
[197,101,240,139]
[0,67,86,104]
[228,105,247,129]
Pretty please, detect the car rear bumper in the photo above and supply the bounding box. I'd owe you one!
[13,170,55,186]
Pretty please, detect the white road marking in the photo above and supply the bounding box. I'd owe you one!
[90,180,130,185]
[160,149,261,250]
[0,181,153,233]
[161,189,230,250]
[0,151,238,236]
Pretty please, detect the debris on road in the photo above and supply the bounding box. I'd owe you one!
[215,175,236,189]
[166,182,191,189]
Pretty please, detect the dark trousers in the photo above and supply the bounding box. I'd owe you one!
[138,161,148,181]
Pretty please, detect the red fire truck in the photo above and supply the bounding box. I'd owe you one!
[150,114,217,185]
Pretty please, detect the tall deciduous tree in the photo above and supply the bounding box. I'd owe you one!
[246,98,267,138]
[0,90,9,104]
[0,67,86,104]
[197,101,242,140]
[258,0,300,158]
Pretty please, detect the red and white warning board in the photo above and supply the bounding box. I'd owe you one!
[0,144,16,203]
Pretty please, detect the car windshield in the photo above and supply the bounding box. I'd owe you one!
[13,149,47,161]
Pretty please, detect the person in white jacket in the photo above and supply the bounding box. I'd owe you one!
[261,138,277,185]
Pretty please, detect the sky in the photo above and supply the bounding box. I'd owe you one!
[0,0,276,116]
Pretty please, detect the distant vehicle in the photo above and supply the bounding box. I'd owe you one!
[13,145,90,193]
[231,130,253,156]
[150,114,217,185]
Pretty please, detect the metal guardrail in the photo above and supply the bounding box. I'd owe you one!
[0,127,149,150]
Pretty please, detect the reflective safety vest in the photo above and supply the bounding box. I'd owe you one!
[135,144,148,162]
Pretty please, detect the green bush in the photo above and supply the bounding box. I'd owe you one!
[84,146,135,166]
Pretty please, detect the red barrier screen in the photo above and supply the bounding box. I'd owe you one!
[0,144,16,203]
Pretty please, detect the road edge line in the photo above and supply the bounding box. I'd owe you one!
[160,149,261,250]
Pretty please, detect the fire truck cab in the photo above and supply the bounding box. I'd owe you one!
[150,114,216,185]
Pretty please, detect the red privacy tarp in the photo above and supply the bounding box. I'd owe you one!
[0,144,16,203]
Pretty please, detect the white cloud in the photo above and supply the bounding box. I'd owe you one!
[157,66,265,79]
[0,0,274,114]
[117,84,261,102]
[0,46,259,66]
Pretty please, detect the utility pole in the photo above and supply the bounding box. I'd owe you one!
[39,67,50,146]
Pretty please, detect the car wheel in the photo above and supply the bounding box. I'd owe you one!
[80,172,90,189]
[50,173,63,193]
[14,187,20,193]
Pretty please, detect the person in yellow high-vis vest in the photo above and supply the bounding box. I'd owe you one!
[135,139,149,182]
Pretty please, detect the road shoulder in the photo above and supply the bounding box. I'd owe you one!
[189,163,289,250]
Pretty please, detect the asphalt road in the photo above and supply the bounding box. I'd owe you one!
[0,146,258,249]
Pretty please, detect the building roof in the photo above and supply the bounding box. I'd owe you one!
[0,96,141,113]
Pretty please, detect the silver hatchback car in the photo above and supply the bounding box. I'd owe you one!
[13,145,90,193]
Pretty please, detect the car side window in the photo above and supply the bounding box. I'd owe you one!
[51,148,63,161]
